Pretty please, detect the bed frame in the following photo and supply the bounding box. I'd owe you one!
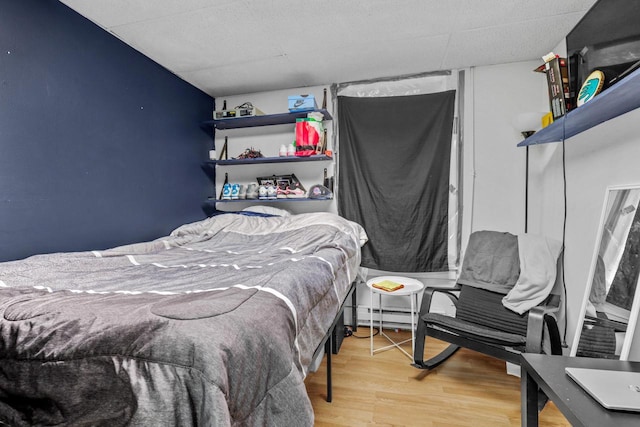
[313,279,359,402]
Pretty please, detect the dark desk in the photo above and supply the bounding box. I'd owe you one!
[521,354,640,427]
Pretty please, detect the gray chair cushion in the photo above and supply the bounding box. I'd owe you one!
[423,312,527,347]
[456,285,529,336]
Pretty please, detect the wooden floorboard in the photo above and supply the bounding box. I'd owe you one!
[305,329,571,426]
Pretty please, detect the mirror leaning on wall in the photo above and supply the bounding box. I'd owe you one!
[571,185,640,360]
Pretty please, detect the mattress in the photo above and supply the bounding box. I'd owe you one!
[0,211,367,426]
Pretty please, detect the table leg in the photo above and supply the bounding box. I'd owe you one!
[410,292,416,358]
[378,292,383,342]
[370,287,374,356]
[521,366,539,427]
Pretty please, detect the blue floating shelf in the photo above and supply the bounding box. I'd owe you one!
[203,109,333,130]
[518,67,640,147]
[204,198,332,204]
[205,154,332,166]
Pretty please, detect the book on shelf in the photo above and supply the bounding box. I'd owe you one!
[372,280,404,292]
[535,55,573,119]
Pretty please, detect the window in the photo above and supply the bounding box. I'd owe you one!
[333,72,462,272]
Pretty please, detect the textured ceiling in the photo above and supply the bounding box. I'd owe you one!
[59,0,599,97]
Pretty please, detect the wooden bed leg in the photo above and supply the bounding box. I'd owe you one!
[325,334,333,402]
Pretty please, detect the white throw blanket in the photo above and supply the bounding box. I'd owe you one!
[502,234,563,314]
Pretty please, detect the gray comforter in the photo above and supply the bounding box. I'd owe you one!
[0,212,366,426]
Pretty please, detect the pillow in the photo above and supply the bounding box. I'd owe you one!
[208,210,275,218]
[241,206,292,217]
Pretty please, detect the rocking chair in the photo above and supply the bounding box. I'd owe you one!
[412,231,563,371]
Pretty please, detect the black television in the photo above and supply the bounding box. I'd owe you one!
[566,0,640,107]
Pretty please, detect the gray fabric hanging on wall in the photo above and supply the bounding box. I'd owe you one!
[337,91,455,272]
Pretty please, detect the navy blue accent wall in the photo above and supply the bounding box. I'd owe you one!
[0,0,214,261]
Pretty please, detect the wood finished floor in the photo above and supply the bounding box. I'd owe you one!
[305,329,570,426]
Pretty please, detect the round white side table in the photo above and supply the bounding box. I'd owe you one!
[366,275,424,359]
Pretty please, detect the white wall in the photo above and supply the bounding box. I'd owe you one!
[464,61,549,236]
[222,62,551,240]
[528,109,640,357]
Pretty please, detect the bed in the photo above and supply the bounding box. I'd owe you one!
[0,210,367,426]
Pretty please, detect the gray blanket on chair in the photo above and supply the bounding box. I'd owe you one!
[457,230,563,315]
[457,230,520,294]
